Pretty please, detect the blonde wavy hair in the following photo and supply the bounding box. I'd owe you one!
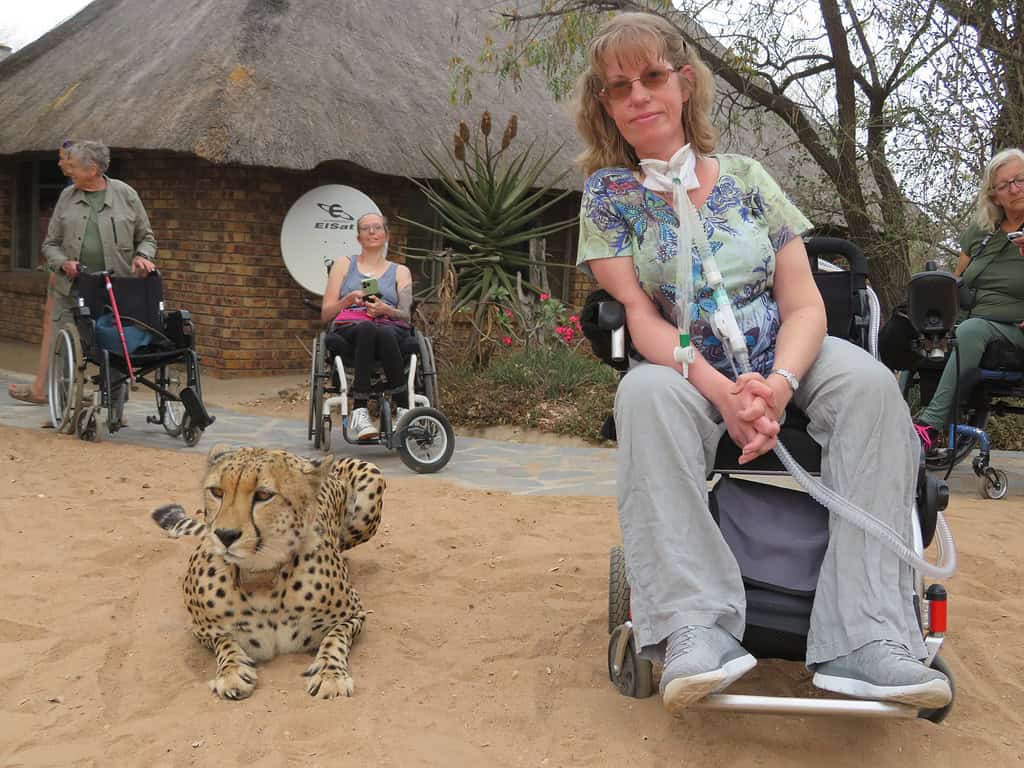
[974,147,1024,230]
[573,12,717,176]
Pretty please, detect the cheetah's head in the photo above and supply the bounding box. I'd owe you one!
[200,444,326,571]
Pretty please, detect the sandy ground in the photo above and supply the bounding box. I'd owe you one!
[1,425,1022,768]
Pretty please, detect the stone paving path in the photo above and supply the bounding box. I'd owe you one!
[0,370,617,497]
[2,369,1021,498]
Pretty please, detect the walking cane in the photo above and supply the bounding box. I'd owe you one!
[101,271,136,382]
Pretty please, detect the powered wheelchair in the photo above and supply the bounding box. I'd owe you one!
[47,270,215,445]
[582,237,955,722]
[306,316,454,474]
[888,263,1024,499]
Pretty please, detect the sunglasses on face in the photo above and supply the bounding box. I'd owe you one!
[993,173,1024,194]
[599,66,679,102]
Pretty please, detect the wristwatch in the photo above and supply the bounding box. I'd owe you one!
[770,368,800,393]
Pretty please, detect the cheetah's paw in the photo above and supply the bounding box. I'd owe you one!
[304,662,354,699]
[208,665,257,700]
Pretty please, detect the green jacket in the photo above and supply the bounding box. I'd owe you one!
[43,177,157,297]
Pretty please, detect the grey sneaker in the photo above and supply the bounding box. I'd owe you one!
[660,625,756,715]
[347,407,377,441]
[812,640,951,708]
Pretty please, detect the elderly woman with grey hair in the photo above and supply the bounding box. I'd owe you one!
[913,147,1024,452]
[42,139,158,423]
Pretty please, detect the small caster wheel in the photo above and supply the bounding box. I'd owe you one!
[320,416,332,453]
[607,625,654,699]
[919,655,955,723]
[978,468,1008,500]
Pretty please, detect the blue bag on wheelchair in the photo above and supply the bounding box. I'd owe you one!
[95,312,153,355]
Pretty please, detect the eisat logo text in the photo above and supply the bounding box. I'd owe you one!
[315,202,355,230]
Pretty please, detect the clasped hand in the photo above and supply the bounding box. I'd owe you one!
[720,373,785,465]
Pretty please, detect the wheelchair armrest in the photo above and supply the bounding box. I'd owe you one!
[581,290,630,370]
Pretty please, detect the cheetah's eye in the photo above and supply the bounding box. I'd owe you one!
[208,487,224,499]
[253,489,276,502]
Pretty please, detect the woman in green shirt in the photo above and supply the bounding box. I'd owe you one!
[914,148,1024,449]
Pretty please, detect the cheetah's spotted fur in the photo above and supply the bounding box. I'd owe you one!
[152,444,383,700]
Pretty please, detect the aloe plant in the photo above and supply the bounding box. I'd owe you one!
[399,112,578,345]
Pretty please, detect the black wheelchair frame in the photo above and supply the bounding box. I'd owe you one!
[47,270,214,445]
[585,237,954,722]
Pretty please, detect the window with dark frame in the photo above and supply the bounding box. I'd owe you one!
[11,154,121,271]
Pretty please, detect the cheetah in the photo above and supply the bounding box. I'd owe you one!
[152,444,383,700]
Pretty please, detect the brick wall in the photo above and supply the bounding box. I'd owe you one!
[1,152,585,376]
[0,164,51,344]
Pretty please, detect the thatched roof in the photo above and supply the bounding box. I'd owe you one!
[0,0,817,195]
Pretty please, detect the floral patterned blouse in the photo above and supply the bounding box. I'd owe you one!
[577,154,812,377]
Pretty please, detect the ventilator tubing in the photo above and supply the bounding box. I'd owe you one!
[773,441,957,580]
[680,258,956,580]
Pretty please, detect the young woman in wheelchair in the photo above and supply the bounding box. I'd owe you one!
[319,212,414,441]
[911,148,1024,452]
[573,12,950,716]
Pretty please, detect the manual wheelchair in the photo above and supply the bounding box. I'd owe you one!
[583,237,955,722]
[892,264,1024,499]
[306,317,454,474]
[47,270,215,445]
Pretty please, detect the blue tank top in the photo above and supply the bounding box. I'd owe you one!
[339,258,400,307]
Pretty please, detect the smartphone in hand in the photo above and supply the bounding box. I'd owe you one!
[361,277,381,297]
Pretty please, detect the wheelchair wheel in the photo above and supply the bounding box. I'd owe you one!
[395,407,454,474]
[48,325,84,434]
[181,415,202,447]
[978,468,1008,500]
[416,333,440,409]
[919,655,955,723]
[156,361,187,437]
[308,333,324,441]
[607,626,654,699]
[320,416,332,453]
[608,545,630,634]
[76,405,105,443]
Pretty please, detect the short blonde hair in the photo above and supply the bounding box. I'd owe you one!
[974,147,1024,230]
[573,12,717,176]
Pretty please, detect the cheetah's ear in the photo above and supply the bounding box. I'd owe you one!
[302,455,334,478]
[206,443,237,465]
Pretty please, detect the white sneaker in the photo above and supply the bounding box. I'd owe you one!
[348,407,377,441]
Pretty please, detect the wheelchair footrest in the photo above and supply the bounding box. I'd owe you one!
[181,387,214,430]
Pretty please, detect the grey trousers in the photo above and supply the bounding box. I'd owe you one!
[615,337,925,666]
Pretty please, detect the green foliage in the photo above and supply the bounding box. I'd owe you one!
[439,344,618,441]
[399,112,578,331]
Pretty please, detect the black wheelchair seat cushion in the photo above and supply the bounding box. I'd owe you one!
[979,337,1024,371]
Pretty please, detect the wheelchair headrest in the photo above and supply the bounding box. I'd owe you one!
[907,270,958,336]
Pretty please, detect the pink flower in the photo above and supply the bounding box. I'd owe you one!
[501,335,513,347]
[539,293,550,302]
[504,308,514,318]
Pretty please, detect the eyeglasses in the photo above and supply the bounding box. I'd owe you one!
[599,67,679,102]
[359,224,386,233]
[993,173,1024,193]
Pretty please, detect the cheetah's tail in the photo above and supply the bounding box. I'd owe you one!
[151,504,207,538]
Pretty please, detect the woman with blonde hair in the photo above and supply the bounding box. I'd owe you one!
[574,12,950,715]
[913,147,1024,450]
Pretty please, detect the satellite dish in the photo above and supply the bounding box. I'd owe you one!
[280,184,381,296]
